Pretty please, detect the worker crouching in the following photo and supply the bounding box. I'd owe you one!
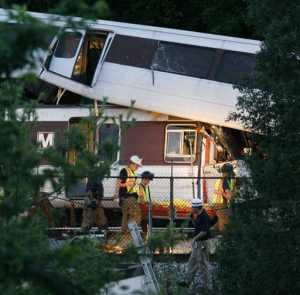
[119,155,143,234]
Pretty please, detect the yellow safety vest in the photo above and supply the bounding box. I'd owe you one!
[213,178,236,204]
[138,184,150,203]
[125,167,139,195]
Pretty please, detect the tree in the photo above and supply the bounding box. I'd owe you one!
[216,1,300,294]
[3,0,256,39]
[0,4,129,294]
[105,0,255,38]
[200,0,256,38]
[0,0,110,19]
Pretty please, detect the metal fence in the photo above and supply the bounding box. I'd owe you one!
[47,176,245,225]
[44,176,246,252]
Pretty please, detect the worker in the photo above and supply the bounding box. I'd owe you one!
[138,171,154,238]
[81,176,107,232]
[179,199,211,289]
[118,155,143,234]
[213,163,236,231]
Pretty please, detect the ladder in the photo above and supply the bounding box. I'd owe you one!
[128,221,160,293]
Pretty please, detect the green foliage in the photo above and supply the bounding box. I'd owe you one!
[105,0,255,38]
[0,81,42,220]
[148,225,185,255]
[200,0,255,38]
[0,215,120,294]
[1,0,256,38]
[0,7,125,294]
[232,0,300,202]
[107,0,182,28]
[51,0,110,19]
[0,0,110,19]
[217,1,300,294]
[217,199,300,295]
[0,6,55,78]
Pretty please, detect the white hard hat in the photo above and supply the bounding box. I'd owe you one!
[192,198,203,208]
[130,155,143,167]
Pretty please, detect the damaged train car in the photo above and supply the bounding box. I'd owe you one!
[39,15,260,131]
[0,9,259,222]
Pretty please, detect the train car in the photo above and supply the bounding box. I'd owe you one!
[31,105,250,222]
[0,8,261,130]
[39,13,260,131]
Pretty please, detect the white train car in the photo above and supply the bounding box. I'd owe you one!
[37,12,260,131]
[0,8,260,129]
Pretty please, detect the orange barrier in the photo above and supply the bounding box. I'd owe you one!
[139,200,218,221]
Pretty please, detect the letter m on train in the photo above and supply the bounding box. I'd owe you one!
[37,132,55,148]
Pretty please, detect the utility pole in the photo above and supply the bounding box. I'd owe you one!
[94,99,100,154]
[197,127,204,200]
[169,160,175,226]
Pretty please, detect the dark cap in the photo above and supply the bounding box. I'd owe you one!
[141,171,154,180]
[221,163,234,176]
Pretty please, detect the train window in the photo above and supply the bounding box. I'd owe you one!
[164,125,197,163]
[54,32,82,58]
[99,124,120,163]
[152,42,217,79]
[215,51,256,84]
[106,35,157,68]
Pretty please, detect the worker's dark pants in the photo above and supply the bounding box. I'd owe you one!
[186,240,210,289]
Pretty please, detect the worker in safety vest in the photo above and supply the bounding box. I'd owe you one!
[213,163,236,231]
[213,163,236,205]
[138,171,154,238]
[118,155,143,233]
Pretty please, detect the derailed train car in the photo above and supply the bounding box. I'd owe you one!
[0,9,259,221]
[37,11,260,131]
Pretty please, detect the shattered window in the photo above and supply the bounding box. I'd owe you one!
[165,125,197,162]
[54,32,82,58]
[152,42,217,79]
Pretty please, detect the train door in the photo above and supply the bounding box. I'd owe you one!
[45,29,113,86]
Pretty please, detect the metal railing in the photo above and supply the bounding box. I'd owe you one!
[50,175,245,224]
